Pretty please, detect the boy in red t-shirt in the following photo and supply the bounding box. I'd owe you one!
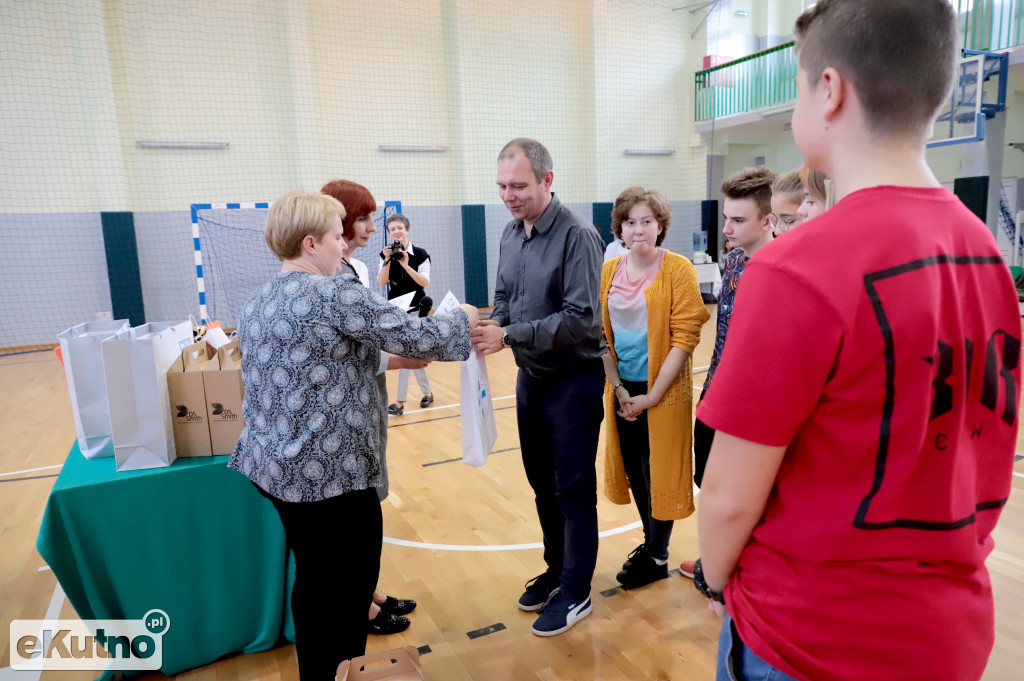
[694,2,1021,681]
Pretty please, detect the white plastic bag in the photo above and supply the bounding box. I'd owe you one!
[460,348,498,467]
[437,291,498,467]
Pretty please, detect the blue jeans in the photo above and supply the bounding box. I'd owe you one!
[717,614,801,681]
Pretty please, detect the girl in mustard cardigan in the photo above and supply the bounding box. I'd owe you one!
[600,187,710,589]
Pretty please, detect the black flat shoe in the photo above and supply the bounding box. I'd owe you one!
[380,596,417,616]
[419,394,434,408]
[368,611,411,635]
[388,403,404,416]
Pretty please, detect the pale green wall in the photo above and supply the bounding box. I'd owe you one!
[0,0,709,213]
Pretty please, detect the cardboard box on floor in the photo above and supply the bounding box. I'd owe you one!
[336,647,423,681]
[166,340,216,457]
[205,338,245,455]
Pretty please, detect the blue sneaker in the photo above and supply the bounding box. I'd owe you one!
[518,572,560,612]
[531,593,592,637]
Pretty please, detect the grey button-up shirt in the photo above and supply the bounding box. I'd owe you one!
[491,193,605,372]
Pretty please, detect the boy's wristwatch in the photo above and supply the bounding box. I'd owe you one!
[502,330,512,348]
[693,558,726,604]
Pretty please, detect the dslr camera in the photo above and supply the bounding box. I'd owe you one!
[388,241,406,264]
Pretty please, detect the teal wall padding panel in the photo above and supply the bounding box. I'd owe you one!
[593,202,614,245]
[461,205,489,307]
[101,211,146,326]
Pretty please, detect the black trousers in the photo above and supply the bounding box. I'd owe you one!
[265,487,382,681]
[693,391,715,488]
[517,361,605,601]
[616,379,673,560]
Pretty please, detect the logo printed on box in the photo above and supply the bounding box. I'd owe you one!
[210,403,239,420]
[175,405,206,423]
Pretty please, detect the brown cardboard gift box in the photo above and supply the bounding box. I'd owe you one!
[336,646,423,681]
[166,340,215,457]
[205,338,245,455]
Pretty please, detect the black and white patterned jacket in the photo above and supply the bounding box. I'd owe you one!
[228,271,470,502]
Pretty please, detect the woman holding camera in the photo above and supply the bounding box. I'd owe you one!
[229,190,477,680]
[377,214,434,415]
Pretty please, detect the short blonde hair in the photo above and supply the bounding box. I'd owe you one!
[265,189,346,261]
[772,171,803,203]
[610,186,672,247]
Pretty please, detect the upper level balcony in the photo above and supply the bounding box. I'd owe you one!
[694,0,1023,125]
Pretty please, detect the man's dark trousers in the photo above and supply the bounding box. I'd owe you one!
[517,360,605,602]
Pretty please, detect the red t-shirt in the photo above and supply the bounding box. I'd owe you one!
[697,186,1020,681]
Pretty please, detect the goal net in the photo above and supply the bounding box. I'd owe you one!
[192,201,401,326]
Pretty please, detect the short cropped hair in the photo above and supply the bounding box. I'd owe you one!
[265,189,346,261]
[610,186,672,247]
[320,179,376,240]
[721,166,778,218]
[498,138,553,183]
[772,171,803,202]
[385,213,411,231]
[795,0,958,138]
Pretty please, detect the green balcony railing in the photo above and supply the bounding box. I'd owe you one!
[693,2,1022,123]
[694,42,797,122]
[961,0,1024,51]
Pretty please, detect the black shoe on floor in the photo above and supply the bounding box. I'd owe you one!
[420,394,434,408]
[518,572,560,612]
[380,596,417,616]
[388,403,404,416]
[616,553,669,590]
[368,611,411,635]
[622,544,646,571]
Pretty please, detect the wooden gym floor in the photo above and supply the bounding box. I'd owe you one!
[2,306,1023,681]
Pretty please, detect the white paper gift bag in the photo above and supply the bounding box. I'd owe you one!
[101,321,192,471]
[460,348,498,467]
[57,320,131,459]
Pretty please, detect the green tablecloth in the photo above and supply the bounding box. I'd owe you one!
[36,445,295,678]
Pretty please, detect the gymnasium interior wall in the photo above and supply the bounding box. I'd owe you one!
[0,0,710,350]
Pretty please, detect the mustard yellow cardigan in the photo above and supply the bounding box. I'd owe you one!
[601,251,710,520]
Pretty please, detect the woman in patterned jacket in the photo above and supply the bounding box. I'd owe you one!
[228,189,477,680]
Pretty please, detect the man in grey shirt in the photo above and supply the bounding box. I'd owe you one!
[471,138,605,637]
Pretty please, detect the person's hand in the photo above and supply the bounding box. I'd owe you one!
[382,246,393,262]
[618,394,655,420]
[458,304,480,330]
[613,386,632,418]
[387,355,430,371]
[470,322,505,355]
[708,599,728,620]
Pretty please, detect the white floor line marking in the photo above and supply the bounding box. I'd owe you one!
[38,565,51,572]
[0,665,30,681]
[382,520,643,552]
[0,463,63,478]
[1014,471,1024,479]
[0,577,69,681]
[393,394,515,415]
[401,372,710,416]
